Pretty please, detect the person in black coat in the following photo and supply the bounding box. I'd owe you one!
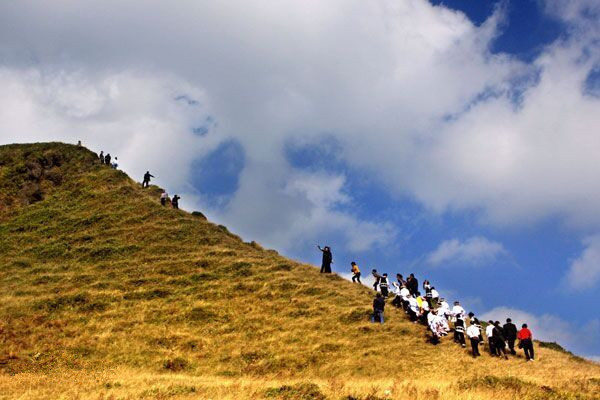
[317,245,332,273]
[172,194,181,209]
[407,273,418,296]
[371,293,385,324]
[503,318,518,355]
[493,321,509,359]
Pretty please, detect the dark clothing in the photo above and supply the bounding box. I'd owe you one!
[372,272,382,290]
[407,277,418,295]
[454,319,466,346]
[520,338,534,360]
[160,197,167,206]
[488,337,496,356]
[352,272,361,283]
[319,248,332,273]
[99,152,105,164]
[104,154,111,165]
[503,322,518,354]
[470,337,481,357]
[142,172,154,188]
[373,297,385,312]
[493,326,508,357]
[379,277,389,297]
[172,195,180,209]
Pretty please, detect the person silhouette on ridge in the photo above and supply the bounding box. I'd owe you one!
[142,171,154,188]
[317,245,332,273]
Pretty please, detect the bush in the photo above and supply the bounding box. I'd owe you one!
[163,357,189,372]
[191,211,207,219]
[265,383,326,400]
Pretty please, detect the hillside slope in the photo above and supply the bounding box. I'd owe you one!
[0,143,598,400]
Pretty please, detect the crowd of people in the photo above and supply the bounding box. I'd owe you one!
[97,152,181,209]
[98,150,119,169]
[316,245,536,362]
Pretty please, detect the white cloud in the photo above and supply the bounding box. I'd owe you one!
[480,306,600,360]
[427,236,505,266]
[565,235,600,290]
[0,0,598,255]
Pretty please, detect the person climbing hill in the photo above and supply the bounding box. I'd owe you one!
[351,262,361,283]
[518,324,535,361]
[99,151,105,164]
[372,269,382,291]
[503,318,518,355]
[172,194,181,209]
[142,171,154,188]
[104,153,111,166]
[160,191,168,206]
[317,245,332,273]
[371,293,385,324]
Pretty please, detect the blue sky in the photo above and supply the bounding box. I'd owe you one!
[0,0,599,359]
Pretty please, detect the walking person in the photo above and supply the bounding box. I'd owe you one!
[99,151,105,164]
[351,262,361,283]
[379,273,389,298]
[317,245,332,273]
[372,269,382,291]
[172,194,181,209]
[466,320,482,357]
[503,318,518,355]
[160,191,168,206]
[517,324,535,361]
[142,171,154,188]
[486,320,496,356]
[454,316,466,348]
[371,293,385,324]
[493,321,509,359]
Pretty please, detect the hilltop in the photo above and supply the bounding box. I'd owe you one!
[0,142,598,400]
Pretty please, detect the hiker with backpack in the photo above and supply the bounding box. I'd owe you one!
[142,171,154,188]
[317,245,332,273]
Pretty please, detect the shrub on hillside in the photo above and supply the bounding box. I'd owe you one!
[264,383,326,400]
[163,357,189,372]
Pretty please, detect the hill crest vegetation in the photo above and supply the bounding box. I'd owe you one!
[0,142,598,399]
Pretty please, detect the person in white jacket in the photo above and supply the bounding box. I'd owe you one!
[466,321,481,357]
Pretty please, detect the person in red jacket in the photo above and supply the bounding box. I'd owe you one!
[517,323,535,361]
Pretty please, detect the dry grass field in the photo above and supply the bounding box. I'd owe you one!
[0,143,598,400]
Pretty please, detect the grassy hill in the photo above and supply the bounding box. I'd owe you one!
[0,142,598,400]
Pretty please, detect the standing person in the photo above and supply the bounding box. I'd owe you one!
[486,320,496,356]
[111,156,118,169]
[372,269,382,291]
[466,320,482,357]
[493,321,509,359]
[99,151,105,164]
[454,317,466,347]
[160,191,168,206]
[351,262,361,283]
[452,301,466,320]
[371,293,385,324]
[407,273,418,296]
[142,171,154,188]
[396,273,406,287]
[317,245,332,273]
[379,273,389,298]
[503,318,518,355]
[172,194,181,209]
[104,153,111,166]
[517,324,535,361]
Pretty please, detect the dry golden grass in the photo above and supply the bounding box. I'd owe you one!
[0,143,598,399]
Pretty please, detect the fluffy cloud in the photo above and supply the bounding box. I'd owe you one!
[427,236,505,266]
[480,306,600,360]
[565,235,600,290]
[0,0,599,254]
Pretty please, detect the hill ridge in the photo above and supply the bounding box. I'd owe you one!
[0,142,598,400]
